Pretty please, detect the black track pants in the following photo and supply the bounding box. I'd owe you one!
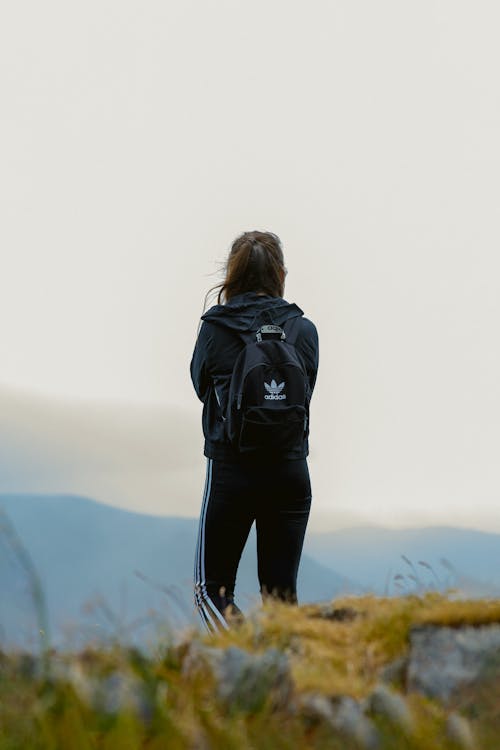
[193,457,312,632]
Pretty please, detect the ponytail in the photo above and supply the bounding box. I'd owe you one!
[205,231,285,310]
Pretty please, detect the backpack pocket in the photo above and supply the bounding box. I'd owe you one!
[238,404,307,454]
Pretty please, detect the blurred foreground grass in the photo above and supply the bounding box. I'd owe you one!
[1,592,500,749]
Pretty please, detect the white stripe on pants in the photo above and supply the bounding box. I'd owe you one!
[194,458,230,632]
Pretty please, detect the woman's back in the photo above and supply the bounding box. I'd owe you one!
[191,291,319,462]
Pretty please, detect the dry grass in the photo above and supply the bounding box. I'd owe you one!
[2,592,500,749]
[209,592,500,697]
[412,596,500,627]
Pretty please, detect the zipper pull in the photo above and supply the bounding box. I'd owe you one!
[237,393,243,409]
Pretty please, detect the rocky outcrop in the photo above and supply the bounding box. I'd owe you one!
[4,606,498,749]
[407,623,500,702]
[182,643,293,712]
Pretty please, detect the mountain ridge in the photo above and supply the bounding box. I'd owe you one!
[0,493,356,650]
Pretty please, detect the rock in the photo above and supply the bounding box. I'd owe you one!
[297,692,339,724]
[446,712,476,749]
[296,692,379,749]
[408,624,500,702]
[97,671,153,720]
[49,655,154,721]
[365,684,414,734]
[180,641,212,675]
[183,643,293,712]
[329,695,380,750]
[54,658,100,705]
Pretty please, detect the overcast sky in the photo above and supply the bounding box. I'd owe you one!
[1,1,499,531]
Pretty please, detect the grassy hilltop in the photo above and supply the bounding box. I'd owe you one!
[1,593,500,749]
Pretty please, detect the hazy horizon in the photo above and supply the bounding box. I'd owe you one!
[1,383,499,534]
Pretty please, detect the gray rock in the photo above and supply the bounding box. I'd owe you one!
[296,692,379,749]
[55,658,100,705]
[366,684,414,734]
[408,624,500,702]
[183,643,293,712]
[297,692,339,724]
[330,695,380,749]
[180,640,211,673]
[50,656,154,720]
[446,712,476,749]
[98,671,148,716]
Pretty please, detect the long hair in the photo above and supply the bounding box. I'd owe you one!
[205,231,286,310]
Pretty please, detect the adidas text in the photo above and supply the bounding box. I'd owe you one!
[264,379,286,399]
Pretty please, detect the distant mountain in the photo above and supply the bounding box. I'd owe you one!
[4,495,496,652]
[304,525,500,596]
[0,494,354,650]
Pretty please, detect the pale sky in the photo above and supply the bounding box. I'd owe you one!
[1,1,499,531]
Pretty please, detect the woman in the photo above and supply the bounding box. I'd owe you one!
[190,230,319,632]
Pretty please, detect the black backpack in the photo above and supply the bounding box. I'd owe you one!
[226,317,310,455]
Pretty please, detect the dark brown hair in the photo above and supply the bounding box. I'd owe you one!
[208,230,286,306]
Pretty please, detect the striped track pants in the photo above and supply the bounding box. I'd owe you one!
[193,456,312,633]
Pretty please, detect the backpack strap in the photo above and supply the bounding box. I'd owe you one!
[237,328,257,346]
[282,315,303,346]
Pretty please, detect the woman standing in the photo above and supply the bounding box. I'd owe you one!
[190,230,319,632]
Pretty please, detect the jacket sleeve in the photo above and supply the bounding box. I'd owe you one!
[298,318,319,395]
[190,321,213,402]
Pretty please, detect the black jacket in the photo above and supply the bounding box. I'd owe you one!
[190,292,319,462]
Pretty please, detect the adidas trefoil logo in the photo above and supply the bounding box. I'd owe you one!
[264,379,286,400]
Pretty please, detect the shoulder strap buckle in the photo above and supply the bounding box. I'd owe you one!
[256,325,286,343]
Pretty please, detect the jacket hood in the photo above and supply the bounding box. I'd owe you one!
[201,292,304,333]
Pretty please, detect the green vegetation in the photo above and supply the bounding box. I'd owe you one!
[1,592,499,749]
